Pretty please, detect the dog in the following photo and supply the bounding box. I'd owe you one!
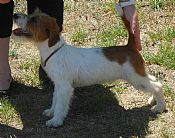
[13,12,166,127]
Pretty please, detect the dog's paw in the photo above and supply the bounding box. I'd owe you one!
[151,104,166,113]
[46,117,63,127]
[43,109,53,117]
[148,96,156,106]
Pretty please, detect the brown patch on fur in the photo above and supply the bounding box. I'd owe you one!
[47,18,60,47]
[26,13,60,47]
[102,13,145,76]
[103,46,146,76]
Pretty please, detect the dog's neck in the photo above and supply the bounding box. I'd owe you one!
[36,37,65,65]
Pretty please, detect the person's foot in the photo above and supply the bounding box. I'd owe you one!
[0,74,12,97]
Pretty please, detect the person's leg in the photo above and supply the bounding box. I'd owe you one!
[0,38,11,90]
[27,0,64,31]
[0,0,14,92]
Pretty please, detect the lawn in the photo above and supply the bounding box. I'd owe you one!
[0,0,175,137]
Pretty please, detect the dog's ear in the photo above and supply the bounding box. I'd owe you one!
[34,8,42,14]
[48,17,60,47]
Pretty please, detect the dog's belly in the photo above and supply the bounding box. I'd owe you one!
[72,63,123,87]
[73,77,117,87]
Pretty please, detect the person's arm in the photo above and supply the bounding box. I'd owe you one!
[0,0,10,4]
[116,0,142,51]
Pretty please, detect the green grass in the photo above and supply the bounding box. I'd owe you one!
[9,50,18,59]
[102,1,116,14]
[96,25,127,46]
[149,27,175,42]
[0,98,19,124]
[111,82,129,94]
[71,29,88,44]
[135,1,143,9]
[18,58,41,86]
[163,84,175,100]
[145,42,175,69]
[150,0,165,10]
[144,26,175,69]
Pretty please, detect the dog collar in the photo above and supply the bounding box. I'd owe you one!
[42,44,64,67]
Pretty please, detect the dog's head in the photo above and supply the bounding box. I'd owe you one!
[13,12,60,47]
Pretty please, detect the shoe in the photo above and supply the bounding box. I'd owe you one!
[0,77,12,98]
[0,89,11,98]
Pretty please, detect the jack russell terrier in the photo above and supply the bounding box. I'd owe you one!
[13,12,166,127]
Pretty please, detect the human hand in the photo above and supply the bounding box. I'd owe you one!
[123,5,142,51]
[0,0,10,4]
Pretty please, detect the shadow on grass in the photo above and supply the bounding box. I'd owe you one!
[0,80,158,138]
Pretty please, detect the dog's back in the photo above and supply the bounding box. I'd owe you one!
[46,44,145,87]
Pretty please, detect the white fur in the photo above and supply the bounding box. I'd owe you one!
[13,14,166,127]
[13,13,28,30]
[38,38,166,127]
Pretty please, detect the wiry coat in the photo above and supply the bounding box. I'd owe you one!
[13,13,166,127]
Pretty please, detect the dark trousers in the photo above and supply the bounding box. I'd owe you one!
[0,0,14,38]
[27,0,64,31]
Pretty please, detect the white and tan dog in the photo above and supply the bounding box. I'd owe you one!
[13,12,166,127]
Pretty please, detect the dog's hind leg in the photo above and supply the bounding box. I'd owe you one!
[46,82,74,127]
[146,74,158,106]
[127,73,166,113]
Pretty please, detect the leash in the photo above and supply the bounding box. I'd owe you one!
[42,44,64,67]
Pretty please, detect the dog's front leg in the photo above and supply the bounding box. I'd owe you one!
[46,82,74,127]
[43,91,56,117]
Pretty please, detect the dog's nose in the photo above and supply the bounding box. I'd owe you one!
[13,13,19,19]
